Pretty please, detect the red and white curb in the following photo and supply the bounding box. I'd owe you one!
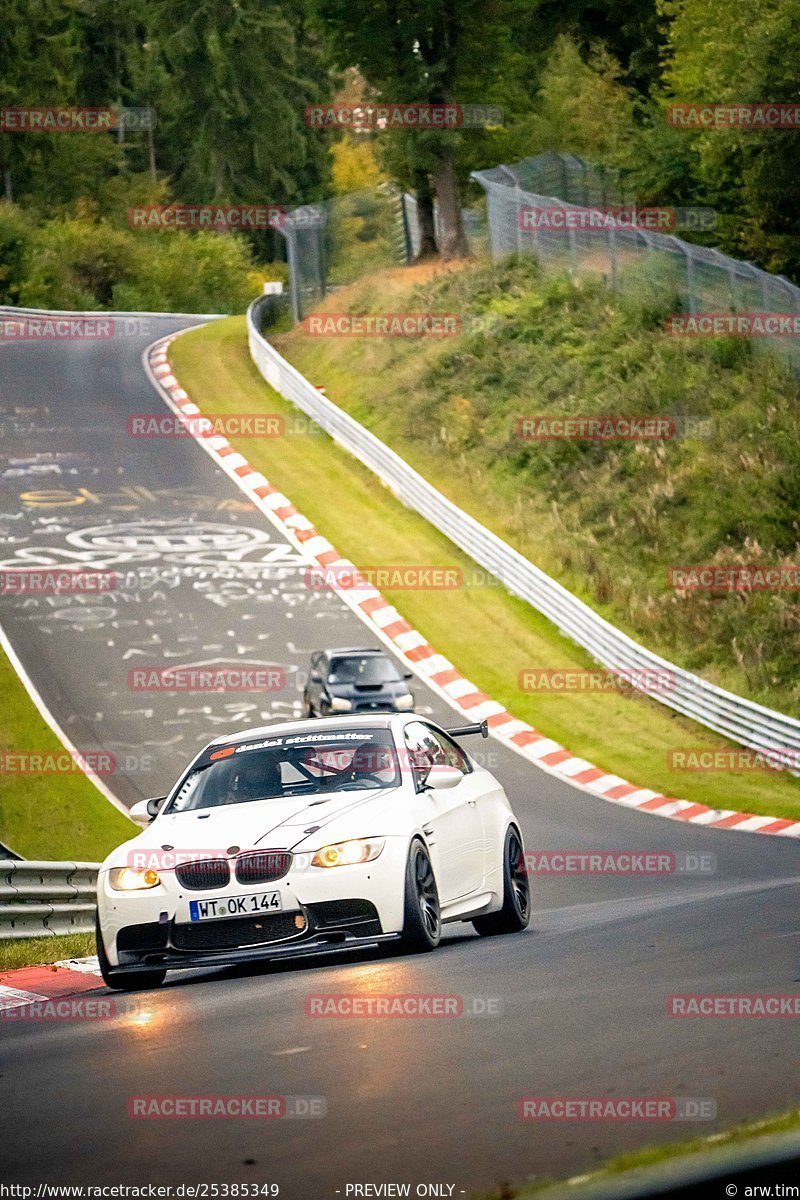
[0,958,103,1011]
[144,336,800,841]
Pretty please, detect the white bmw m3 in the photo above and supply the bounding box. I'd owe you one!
[96,714,530,990]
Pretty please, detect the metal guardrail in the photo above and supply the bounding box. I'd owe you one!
[0,861,99,940]
[247,295,800,767]
[0,305,225,320]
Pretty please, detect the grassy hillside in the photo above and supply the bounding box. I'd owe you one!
[170,316,800,818]
[275,258,800,719]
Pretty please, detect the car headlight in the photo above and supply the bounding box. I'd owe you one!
[310,838,385,868]
[395,693,414,710]
[108,866,162,891]
[329,696,352,712]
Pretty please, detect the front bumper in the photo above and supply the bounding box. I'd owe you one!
[98,840,409,970]
[107,899,400,975]
[105,935,403,975]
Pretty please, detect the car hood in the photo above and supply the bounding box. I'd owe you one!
[108,788,400,864]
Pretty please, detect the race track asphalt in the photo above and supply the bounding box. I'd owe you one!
[0,317,797,1193]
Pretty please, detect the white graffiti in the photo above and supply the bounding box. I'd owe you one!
[0,520,307,573]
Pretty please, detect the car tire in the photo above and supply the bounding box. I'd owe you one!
[95,916,167,992]
[472,826,530,937]
[398,839,441,953]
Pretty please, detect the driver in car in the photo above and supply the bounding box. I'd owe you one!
[341,743,397,787]
[217,755,284,805]
[306,743,397,791]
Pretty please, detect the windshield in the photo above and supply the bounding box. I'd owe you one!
[164,728,401,813]
[329,655,402,684]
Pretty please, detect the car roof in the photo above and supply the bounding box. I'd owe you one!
[208,712,403,747]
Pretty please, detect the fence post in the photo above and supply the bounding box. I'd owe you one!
[399,193,413,263]
[608,225,618,288]
[284,226,302,324]
[684,242,697,313]
[315,219,327,300]
[515,183,524,256]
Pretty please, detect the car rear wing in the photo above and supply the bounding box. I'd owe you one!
[446,720,489,739]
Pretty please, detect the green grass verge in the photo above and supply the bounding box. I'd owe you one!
[0,646,134,860]
[471,1108,800,1198]
[168,316,800,819]
[0,931,95,972]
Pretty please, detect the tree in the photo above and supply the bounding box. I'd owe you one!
[508,0,663,97]
[660,0,800,277]
[2,0,168,209]
[314,0,512,259]
[154,0,330,209]
[0,0,86,205]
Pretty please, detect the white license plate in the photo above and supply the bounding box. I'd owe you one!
[189,890,283,922]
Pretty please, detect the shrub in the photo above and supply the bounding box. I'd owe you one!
[18,218,134,309]
[112,230,256,314]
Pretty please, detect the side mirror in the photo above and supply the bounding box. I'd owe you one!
[130,796,165,825]
[425,765,463,791]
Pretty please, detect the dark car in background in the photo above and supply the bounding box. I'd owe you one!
[303,647,415,717]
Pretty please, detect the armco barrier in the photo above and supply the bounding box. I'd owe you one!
[0,304,225,321]
[0,861,99,940]
[247,295,800,767]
